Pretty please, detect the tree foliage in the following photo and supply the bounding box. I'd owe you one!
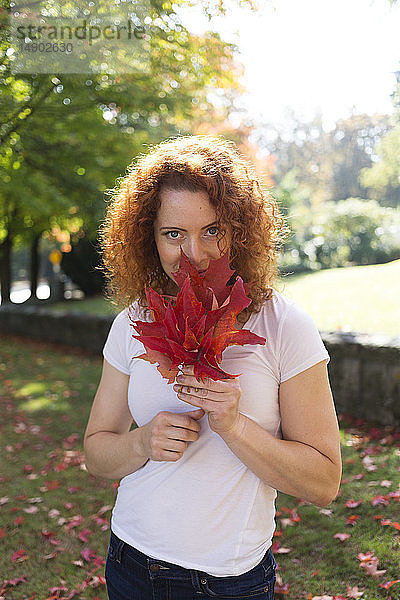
[0,0,251,301]
[359,72,400,208]
[256,111,392,208]
[280,198,400,273]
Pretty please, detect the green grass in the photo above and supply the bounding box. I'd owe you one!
[280,259,400,336]
[1,335,399,599]
[47,296,117,316]
[47,259,400,336]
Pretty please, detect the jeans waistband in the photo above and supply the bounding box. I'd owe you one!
[109,529,274,579]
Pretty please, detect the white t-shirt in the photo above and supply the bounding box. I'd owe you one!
[103,289,329,576]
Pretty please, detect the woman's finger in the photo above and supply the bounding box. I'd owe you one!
[176,392,214,413]
[174,375,228,394]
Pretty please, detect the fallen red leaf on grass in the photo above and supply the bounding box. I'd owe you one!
[77,528,93,543]
[345,499,362,508]
[92,515,109,531]
[41,529,63,546]
[1,576,27,587]
[334,533,351,542]
[81,548,96,562]
[23,506,39,514]
[54,462,67,472]
[379,580,400,590]
[43,551,58,560]
[359,557,387,577]
[62,433,80,448]
[346,585,364,598]
[357,552,375,562]
[65,515,84,530]
[371,494,389,506]
[41,480,60,492]
[11,549,28,562]
[361,456,376,471]
[46,585,68,599]
[346,515,360,526]
[274,582,290,594]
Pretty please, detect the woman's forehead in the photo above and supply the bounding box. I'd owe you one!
[156,188,217,220]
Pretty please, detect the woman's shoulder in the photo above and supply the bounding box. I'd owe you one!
[111,300,150,326]
[255,288,299,321]
[251,288,318,338]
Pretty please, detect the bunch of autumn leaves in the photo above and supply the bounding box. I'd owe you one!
[129,249,266,384]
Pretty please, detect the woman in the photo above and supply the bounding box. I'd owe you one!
[84,135,342,599]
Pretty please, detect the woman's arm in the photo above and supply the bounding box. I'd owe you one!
[221,361,342,506]
[83,360,148,479]
[175,361,342,507]
[84,359,204,480]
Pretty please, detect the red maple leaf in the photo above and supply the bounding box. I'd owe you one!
[11,549,28,562]
[371,494,389,507]
[345,499,362,509]
[334,533,351,542]
[379,580,400,590]
[130,249,266,383]
[345,515,360,526]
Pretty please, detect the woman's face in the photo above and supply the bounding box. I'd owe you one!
[153,188,231,295]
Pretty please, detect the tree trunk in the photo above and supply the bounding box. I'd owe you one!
[30,232,42,299]
[0,231,12,304]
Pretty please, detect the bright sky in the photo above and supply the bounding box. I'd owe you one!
[177,0,400,132]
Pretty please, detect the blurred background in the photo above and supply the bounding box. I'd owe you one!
[1,0,400,335]
[1,4,399,597]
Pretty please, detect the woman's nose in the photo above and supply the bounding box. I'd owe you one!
[182,239,209,270]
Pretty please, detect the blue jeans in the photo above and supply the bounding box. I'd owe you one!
[105,530,276,599]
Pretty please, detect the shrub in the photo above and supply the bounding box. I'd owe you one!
[280,198,400,272]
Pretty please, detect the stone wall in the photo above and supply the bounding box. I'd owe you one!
[322,332,400,427]
[0,305,113,354]
[1,305,399,426]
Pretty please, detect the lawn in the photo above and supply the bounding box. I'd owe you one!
[280,259,400,336]
[0,335,399,600]
[47,260,400,336]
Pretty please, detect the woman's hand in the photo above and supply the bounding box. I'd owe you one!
[173,365,243,436]
[138,409,204,462]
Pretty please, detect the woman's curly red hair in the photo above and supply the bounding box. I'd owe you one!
[99,135,288,323]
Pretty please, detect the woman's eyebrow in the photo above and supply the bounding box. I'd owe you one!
[159,221,217,231]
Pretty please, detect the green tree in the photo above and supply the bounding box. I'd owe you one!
[329,113,390,201]
[360,127,400,207]
[256,111,391,209]
[280,198,400,272]
[359,72,400,207]
[0,0,252,302]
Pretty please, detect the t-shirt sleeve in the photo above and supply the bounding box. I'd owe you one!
[103,309,131,375]
[278,301,329,383]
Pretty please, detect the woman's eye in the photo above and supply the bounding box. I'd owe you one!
[165,231,179,240]
[164,227,219,239]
